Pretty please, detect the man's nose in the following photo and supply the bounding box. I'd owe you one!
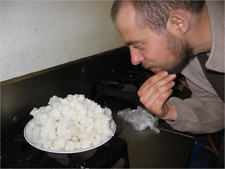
[130,48,144,65]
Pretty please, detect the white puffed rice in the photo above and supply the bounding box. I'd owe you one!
[26,94,116,152]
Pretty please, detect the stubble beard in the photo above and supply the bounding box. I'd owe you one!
[143,31,195,74]
[165,30,195,74]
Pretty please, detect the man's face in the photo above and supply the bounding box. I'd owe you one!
[115,5,194,74]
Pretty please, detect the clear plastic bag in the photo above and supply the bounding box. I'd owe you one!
[117,106,160,133]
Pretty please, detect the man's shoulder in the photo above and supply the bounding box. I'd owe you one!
[205,1,224,73]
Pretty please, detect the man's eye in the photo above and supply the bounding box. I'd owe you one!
[133,44,141,49]
[133,44,144,50]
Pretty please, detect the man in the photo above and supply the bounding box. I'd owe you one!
[111,0,224,167]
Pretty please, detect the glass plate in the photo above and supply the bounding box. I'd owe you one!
[24,119,116,154]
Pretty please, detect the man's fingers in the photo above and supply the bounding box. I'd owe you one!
[137,71,177,117]
[139,80,175,105]
[138,71,169,95]
[138,72,176,97]
[142,89,173,117]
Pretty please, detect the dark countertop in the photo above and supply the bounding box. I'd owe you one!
[116,118,194,168]
[101,96,195,168]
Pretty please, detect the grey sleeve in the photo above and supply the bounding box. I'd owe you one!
[166,95,224,134]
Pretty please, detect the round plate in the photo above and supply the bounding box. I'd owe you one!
[24,119,116,154]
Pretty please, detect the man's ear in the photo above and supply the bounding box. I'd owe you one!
[167,11,190,38]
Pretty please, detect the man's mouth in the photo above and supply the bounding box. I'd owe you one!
[141,63,162,73]
[149,67,161,73]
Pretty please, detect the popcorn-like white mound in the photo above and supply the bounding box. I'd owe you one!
[25,94,116,152]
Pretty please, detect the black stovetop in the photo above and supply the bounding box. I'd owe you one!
[2,133,129,168]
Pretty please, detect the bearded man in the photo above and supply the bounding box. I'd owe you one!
[111,0,224,167]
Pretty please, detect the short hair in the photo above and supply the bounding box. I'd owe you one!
[111,0,205,34]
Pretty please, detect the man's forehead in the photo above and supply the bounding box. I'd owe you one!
[116,4,136,22]
[114,3,160,46]
[115,6,139,36]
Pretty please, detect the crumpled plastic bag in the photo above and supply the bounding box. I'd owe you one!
[117,106,160,133]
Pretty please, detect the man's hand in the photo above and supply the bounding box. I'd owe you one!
[138,71,177,120]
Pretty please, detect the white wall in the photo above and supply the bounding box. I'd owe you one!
[1,1,123,82]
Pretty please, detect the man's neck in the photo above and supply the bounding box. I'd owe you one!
[187,3,212,55]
